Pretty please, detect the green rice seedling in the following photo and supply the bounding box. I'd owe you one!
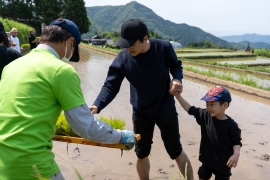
[170,161,189,180]
[55,113,126,136]
[183,66,270,91]
[55,113,78,137]
[99,115,126,130]
[32,155,84,180]
[237,76,257,87]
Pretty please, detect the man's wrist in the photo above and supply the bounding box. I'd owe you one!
[172,78,182,83]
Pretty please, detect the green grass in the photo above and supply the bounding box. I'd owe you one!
[254,49,270,58]
[0,17,36,45]
[55,113,126,136]
[99,115,126,130]
[183,59,270,73]
[184,66,270,91]
[177,52,256,59]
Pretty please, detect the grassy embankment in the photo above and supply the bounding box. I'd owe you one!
[0,17,35,48]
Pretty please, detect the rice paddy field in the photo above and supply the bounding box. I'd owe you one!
[177,48,270,91]
[53,46,270,180]
[177,51,256,59]
[196,57,270,66]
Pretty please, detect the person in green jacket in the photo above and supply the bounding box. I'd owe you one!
[0,18,134,180]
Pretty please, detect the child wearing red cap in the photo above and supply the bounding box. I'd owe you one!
[175,85,242,180]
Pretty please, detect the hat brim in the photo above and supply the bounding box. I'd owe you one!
[70,45,80,62]
[201,95,220,102]
[116,37,137,48]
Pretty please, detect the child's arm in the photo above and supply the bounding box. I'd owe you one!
[226,145,241,168]
[175,94,191,112]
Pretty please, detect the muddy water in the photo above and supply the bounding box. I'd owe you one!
[56,46,270,180]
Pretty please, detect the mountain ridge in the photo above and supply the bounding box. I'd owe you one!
[84,1,231,47]
[219,34,270,45]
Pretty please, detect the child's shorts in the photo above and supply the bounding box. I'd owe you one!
[198,164,231,180]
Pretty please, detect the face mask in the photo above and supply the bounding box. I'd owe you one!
[60,41,73,62]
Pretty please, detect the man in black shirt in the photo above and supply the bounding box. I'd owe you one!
[29,29,37,50]
[90,19,194,180]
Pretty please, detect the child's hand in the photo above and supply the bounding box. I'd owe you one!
[226,153,240,168]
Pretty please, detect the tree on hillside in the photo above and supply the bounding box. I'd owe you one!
[0,0,91,34]
[62,0,90,34]
[0,0,35,22]
[34,0,64,25]
[148,29,162,39]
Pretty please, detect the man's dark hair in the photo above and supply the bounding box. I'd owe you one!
[39,19,77,46]
[138,35,148,43]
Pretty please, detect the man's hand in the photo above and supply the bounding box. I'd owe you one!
[120,130,135,150]
[226,153,240,168]
[89,105,98,114]
[169,79,183,96]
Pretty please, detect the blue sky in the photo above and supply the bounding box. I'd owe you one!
[84,0,270,37]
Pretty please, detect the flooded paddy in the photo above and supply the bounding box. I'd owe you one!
[52,45,270,180]
[196,56,270,65]
[177,51,256,59]
[182,62,270,88]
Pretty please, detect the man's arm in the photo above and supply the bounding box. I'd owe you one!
[93,57,125,113]
[175,94,191,112]
[64,104,134,147]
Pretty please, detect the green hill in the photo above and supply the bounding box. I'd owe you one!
[0,17,35,45]
[84,1,231,47]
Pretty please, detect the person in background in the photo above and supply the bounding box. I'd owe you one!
[90,18,194,180]
[175,85,242,180]
[29,29,37,50]
[9,27,21,53]
[0,18,134,180]
[0,21,21,79]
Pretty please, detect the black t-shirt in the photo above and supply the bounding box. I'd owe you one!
[188,106,242,173]
[29,34,37,49]
[93,39,183,117]
[0,46,22,78]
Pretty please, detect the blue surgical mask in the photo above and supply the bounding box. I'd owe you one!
[61,41,73,62]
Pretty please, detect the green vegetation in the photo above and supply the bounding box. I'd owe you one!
[97,29,162,44]
[99,116,126,130]
[254,48,270,58]
[186,41,225,49]
[0,0,90,34]
[100,31,120,43]
[175,48,234,53]
[184,66,270,91]
[248,66,270,73]
[183,60,270,73]
[21,44,30,48]
[55,113,126,137]
[0,17,35,44]
[177,51,256,59]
